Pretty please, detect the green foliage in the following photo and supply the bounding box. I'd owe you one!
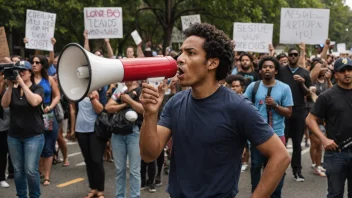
[0,0,351,56]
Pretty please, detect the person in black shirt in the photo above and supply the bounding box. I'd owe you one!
[277,48,311,182]
[1,61,45,198]
[237,53,260,88]
[306,58,352,198]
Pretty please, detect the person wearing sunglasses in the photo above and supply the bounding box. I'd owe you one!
[277,48,311,182]
[30,55,61,186]
[2,61,45,198]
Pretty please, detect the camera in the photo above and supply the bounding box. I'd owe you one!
[0,61,28,81]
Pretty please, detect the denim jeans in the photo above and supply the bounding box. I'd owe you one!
[8,134,44,198]
[325,150,352,198]
[111,126,141,198]
[250,145,285,198]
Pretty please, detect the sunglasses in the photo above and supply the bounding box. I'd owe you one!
[32,61,41,64]
[288,53,299,57]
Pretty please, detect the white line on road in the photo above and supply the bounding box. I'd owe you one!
[67,152,81,158]
[76,162,86,167]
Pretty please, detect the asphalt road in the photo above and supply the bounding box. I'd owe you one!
[0,139,334,198]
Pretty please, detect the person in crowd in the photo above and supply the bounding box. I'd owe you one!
[0,59,13,188]
[277,48,311,182]
[105,80,144,198]
[237,53,260,88]
[2,61,45,198]
[70,90,106,198]
[225,74,246,95]
[139,23,290,198]
[245,56,293,197]
[10,56,21,63]
[306,58,352,198]
[308,59,333,177]
[29,55,60,186]
[276,53,289,66]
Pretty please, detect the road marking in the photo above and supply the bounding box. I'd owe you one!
[76,162,86,166]
[66,141,78,145]
[67,152,81,158]
[56,178,84,188]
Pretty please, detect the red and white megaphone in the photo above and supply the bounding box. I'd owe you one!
[57,43,177,102]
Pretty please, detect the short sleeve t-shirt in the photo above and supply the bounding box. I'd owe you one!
[158,86,274,198]
[237,71,260,88]
[244,80,294,136]
[310,85,352,143]
[75,97,98,133]
[9,84,45,138]
[277,66,311,108]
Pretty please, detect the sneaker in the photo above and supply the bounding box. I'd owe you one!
[311,164,316,169]
[149,183,156,193]
[314,167,326,177]
[0,181,10,188]
[141,185,147,191]
[292,172,305,182]
[241,164,248,172]
[155,176,162,187]
[317,165,326,173]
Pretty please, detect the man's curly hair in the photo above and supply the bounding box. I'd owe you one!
[183,23,235,80]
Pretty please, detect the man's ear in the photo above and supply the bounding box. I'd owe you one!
[207,58,220,70]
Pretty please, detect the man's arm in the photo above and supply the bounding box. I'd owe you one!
[83,30,90,52]
[252,135,290,198]
[105,39,114,58]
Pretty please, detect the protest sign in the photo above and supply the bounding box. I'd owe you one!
[233,22,273,53]
[84,7,123,39]
[0,27,10,59]
[280,8,330,45]
[181,14,201,31]
[131,30,142,45]
[25,9,56,51]
[171,27,184,43]
[337,43,346,53]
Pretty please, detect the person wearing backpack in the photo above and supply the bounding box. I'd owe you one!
[244,56,293,198]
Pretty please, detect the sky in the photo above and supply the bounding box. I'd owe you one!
[346,0,352,8]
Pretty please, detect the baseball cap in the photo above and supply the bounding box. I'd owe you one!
[334,58,352,72]
[14,61,32,70]
[23,61,32,70]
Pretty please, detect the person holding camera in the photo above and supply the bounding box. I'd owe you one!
[1,61,45,198]
[105,81,144,198]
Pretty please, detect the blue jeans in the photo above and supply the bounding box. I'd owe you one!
[325,151,352,198]
[8,134,44,198]
[111,126,141,198]
[250,145,285,198]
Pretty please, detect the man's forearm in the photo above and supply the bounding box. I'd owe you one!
[252,151,290,198]
[140,113,161,162]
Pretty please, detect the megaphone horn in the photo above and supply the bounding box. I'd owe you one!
[57,43,177,102]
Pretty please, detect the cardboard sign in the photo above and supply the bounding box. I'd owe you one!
[337,43,346,53]
[181,14,201,31]
[280,8,330,45]
[0,27,10,59]
[233,23,273,53]
[25,9,56,51]
[131,30,142,45]
[171,27,184,43]
[84,7,123,39]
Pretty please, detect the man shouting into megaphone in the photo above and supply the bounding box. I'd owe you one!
[139,23,290,198]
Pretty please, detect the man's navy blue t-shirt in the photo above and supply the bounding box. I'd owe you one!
[158,86,274,198]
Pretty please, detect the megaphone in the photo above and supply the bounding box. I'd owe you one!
[57,43,177,102]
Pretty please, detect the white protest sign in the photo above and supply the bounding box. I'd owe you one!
[171,27,184,43]
[25,9,56,51]
[233,23,273,53]
[280,8,330,45]
[84,7,123,39]
[181,14,201,31]
[131,30,142,45]
[337,43,346,53]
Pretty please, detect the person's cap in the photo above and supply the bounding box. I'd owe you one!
[314,44,324,49]
[23,61,32,70]
[334,58,352,71]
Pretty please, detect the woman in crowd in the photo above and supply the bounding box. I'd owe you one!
[31,55,60,186]
[1,61,45,198]
[70,90,105,198]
